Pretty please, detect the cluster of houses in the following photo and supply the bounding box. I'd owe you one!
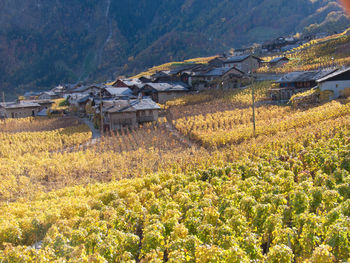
[2,50,350,130]
[0,54,263,130]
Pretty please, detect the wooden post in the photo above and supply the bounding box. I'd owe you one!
[100,90,103,135]
[250,54,256,137]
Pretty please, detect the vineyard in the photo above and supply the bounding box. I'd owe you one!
[168,82,271,120]
[0,113,349,262]
[173,101,350,147]
[0,91,349,262]
[259,28,350,74]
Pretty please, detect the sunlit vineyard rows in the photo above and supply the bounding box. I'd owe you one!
[259,31,350,74]
[0,117,83,133]
[168,82,271,120]
[0,120,217,201]
[174,101,350,147]
[0,121,349,262]
[0,125,91,158]
[0,86,349,262]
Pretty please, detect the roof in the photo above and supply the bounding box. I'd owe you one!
[151,71,171,78]
[105,98,160,113]
[69,85,89,93]
[144,82,190,92]
[224,55,261,63]
[317,67,350,83]
[24,91,42,97]
[51,85,65,92]
[77,95,91,104]
[270,57,289,63]
[23,99,54,105]
[0,101,41,109]
[202,67,232,77]
[120,79,143,87]
[130,99,161,111]
[200,67,244,77]
[104,87,133,97]
[69,84,104,93]
[168,64,201,75]
[39,91,57,96]
[277,69,337,83]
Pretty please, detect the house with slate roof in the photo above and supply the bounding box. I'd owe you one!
[102,98,161,130]
[102,87,134,99]
[270,69,337,101]
[223,55,261,73]
[140,82,190,103]
[317,67,350,100]
[0,101,41,118]
[190,67,246,89]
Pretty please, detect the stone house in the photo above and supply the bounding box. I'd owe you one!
[191,67,245,89]
[140,82,190,104]
[223,55,261,73]
[0,101,41,118]
[102,98,160,130]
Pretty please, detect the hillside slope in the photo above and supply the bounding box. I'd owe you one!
[0,0,348,99]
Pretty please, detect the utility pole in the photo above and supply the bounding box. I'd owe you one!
[100,90,104,136]
[250,54,256,137]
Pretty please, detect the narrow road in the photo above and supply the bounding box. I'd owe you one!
[79,117,101,147]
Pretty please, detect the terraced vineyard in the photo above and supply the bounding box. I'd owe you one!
[0,92,349,262]
[174,101,350,147]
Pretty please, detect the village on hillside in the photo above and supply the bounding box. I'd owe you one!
[1,30,350,131]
